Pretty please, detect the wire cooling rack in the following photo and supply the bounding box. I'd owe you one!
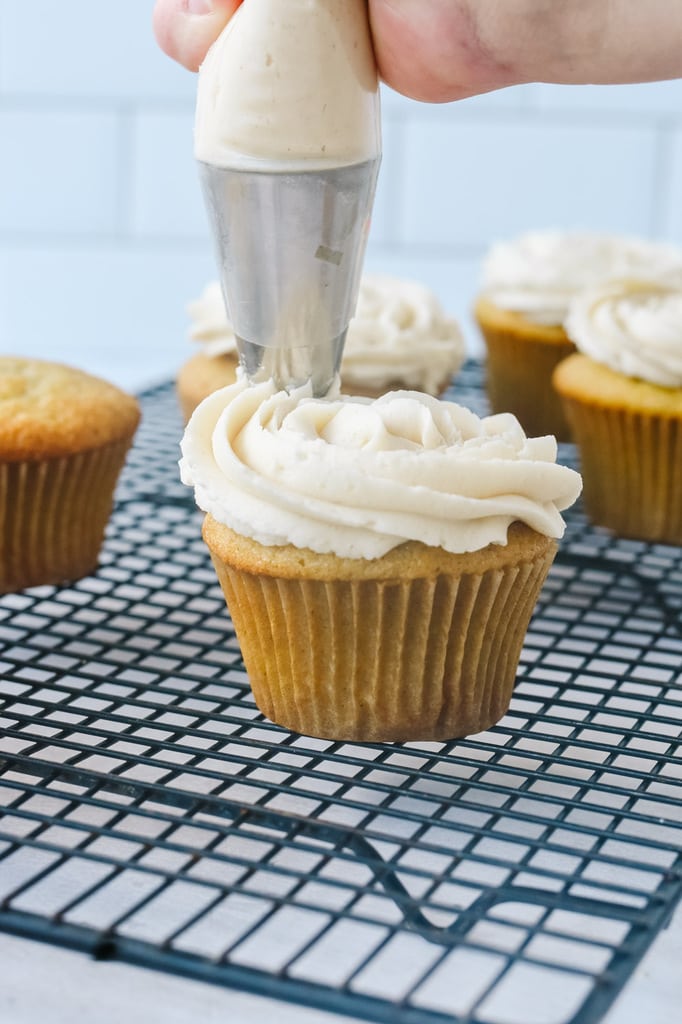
[0,362,680,1024]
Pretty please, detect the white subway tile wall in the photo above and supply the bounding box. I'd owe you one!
[1,0,681,390]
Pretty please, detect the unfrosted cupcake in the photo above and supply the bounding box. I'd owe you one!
[0,357,140,593]
[554,275,682,544]
[177,274,465,419]
[474,231,682,440]
[181,380,581,742]
[176,281,239,422]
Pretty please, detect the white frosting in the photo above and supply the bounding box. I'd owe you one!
[188,275,465,393]
[481,231,682,326]
[187,282,237,358]
[566,276,682,388]
[180,379,582,560]
[195,0,380,170]
[342,275,465,394]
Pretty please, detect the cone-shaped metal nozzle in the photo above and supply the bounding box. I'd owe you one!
[198,158,380,396]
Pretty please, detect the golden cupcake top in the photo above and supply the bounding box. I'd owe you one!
[0,356,141,462]
[553,353,682,416]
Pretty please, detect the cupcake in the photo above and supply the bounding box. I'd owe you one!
[554,276,682,544]
[340,273,465,398]
[474,231,682,440]
[0,356,140,593]
[177,274,465,419]
[181,380,581,742]
[176,281,239,422]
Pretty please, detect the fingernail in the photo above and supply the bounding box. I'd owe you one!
[186,0,213,14]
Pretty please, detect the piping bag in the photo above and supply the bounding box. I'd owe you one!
[194,0,381,396]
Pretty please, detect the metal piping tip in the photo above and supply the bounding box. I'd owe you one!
[198,158,380,397]
[236,330,347,397]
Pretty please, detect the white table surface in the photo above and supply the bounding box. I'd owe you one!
[0,890,680,1024]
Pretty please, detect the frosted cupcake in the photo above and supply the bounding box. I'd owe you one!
[176,281,239,422]
[341,274,465,398]
[177,274,465,419]
[474,231,682,440]
[554,275,682,544]
[181,380,581,742]
[0,357,140,593]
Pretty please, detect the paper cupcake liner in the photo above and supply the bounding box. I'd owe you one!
[0,437,134,593]
[475,306,575,440]
[559,397,682,544]
[209,541,556,742]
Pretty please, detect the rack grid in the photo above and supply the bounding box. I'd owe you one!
[0,362,680,1024]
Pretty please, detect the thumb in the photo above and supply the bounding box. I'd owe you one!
[153,0,242,72]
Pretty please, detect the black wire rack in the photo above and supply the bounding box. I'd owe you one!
[0,361,680,1024]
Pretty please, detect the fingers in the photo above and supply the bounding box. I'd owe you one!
[152,0,508,95]
[152,0,242,72]
[370,0,682,102]
[151,0,515,98]
[369,0,516,102]
[152,0,682,99]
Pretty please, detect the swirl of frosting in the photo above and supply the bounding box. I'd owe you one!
[342,274,465,393]
[188,275,464,392]
[481,231,682,326]
[565,276,682,388]
[187,282,237,358]
[180,379,582,559]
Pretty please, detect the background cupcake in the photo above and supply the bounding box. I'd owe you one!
[181,380,581,742]
[474,230,682,440]
[176,281,239,422]
[0,356,140,593]
[177,273,465,419]
[341,273,465,398]
[554,275,682,544]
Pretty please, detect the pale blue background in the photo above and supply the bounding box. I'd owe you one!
[2,0,682,391]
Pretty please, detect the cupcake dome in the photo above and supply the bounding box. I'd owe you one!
[0,357,140,592]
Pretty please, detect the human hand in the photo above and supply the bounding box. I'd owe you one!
[152,0,682,103]
[153,0,242,74]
